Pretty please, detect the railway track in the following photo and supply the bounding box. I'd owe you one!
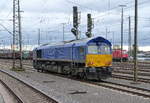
[113,61,150,65]
[22,63,150,98]
[109,64,150,83]
[24,61,150,83]
[112,66,150,71]
[0,66,58,103]
[113,62,150,69]
[113,67,150,72]
[22,62,150,98]
[0,59,150,98]
[26,66,150,98]
[113,69,150,76]
[0,79,23,103]
[0,59,150,83]
[112,73,150,83]
[93,81,150,98]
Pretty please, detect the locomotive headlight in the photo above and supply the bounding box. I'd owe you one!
[89,67,96,72]
[87,61,94,66]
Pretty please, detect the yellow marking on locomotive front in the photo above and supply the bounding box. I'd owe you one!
[86,54,112,67]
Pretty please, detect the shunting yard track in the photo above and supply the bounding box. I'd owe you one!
[112,73,150,83]
[112,62,150,82]
[0,65,58,103]
[0,79,23,103]
[113,62,150,70]
[0,59,150,99]
[2,59,150,83]
[92,81,150,98]
[45,74,150,98]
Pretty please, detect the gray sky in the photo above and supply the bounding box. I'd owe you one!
[0,0,150,47]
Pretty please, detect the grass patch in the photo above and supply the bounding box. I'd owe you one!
[11,66,25,71]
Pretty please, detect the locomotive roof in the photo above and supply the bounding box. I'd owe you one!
[35,36,111,50]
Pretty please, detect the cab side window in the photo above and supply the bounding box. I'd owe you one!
[37,50,42,58]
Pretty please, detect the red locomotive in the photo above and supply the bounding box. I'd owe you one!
[113,49,128,62]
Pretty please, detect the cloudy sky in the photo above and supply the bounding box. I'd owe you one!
[0,0,150,49]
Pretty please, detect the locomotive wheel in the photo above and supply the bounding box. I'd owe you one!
[37,69,40,72]
[76,73,81,79]
[78,72,87,80]
[83,73,88,80]
[80,72,84,79]
[41,69,44,72]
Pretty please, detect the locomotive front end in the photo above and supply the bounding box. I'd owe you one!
[85,42,112,80]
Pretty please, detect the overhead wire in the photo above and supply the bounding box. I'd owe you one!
[92,0,150,22]
[1,0,150,45]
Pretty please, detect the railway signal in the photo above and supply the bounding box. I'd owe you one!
[86,14,93,38]
[71,6,80,40]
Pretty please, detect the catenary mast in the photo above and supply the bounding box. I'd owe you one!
[12,0,23,70]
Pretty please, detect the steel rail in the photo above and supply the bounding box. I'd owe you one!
[0,79,24,103]
[0,59,150,98]
[0,69,58,103]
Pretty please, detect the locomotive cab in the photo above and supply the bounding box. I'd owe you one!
[85,42,112,80]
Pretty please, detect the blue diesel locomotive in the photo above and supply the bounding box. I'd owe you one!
[33,36,112,80]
